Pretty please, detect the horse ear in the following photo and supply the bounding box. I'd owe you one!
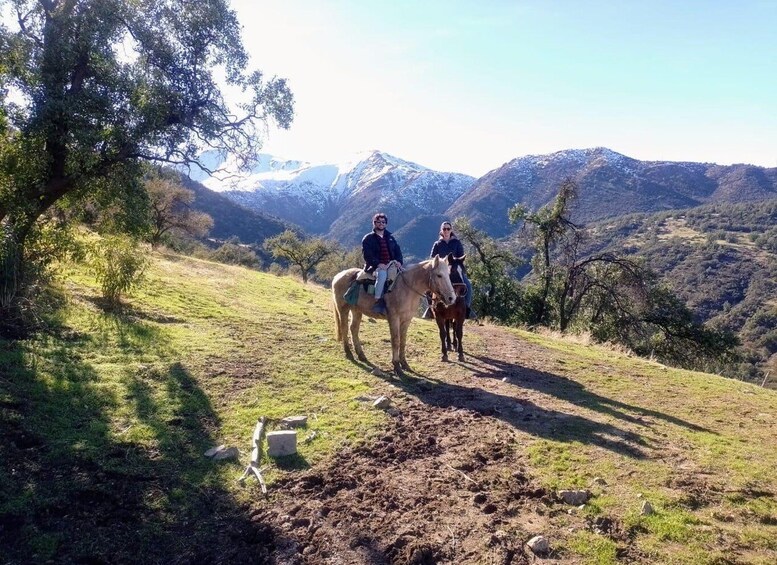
[446,252,454,264]
[432,255,440,268]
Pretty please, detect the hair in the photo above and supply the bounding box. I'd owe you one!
[439,221,455,238]
[373,213,388,223]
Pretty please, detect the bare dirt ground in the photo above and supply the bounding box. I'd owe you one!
[254,324,640,564]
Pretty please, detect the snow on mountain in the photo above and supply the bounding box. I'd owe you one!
[195,150,475,240]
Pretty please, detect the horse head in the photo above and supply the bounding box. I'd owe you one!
[431,255,457,305]
[446,253,467,295]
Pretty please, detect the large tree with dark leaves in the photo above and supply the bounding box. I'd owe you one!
[0,0,293,326]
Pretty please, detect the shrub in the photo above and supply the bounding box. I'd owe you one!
[90,235,149,306]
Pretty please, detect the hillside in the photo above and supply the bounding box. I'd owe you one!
[2,253,777,564]
[182,176,292,245]
[581,199,777,379]
[448,148,777,238]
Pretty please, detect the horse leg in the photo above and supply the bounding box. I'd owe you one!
[350,311,368,362]
[334,303,354,359]
[436,318,449,362]
[445,319,454,351]
[455,317,465,361]
[388,315,404,375]
[398,318,412,371]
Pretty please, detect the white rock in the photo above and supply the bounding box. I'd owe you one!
[527,535,550,554]
[640,501,654,515]
[204,444,226,458]
[559,489,590,506]
[373,396,391,409]
[267,430,297,457]
[281,415,308,428]
[212,446,239,461]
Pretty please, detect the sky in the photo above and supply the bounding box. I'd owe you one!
[230,0,777,177]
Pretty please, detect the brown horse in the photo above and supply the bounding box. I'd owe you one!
[432,254,468,362]
[332,256,457,374]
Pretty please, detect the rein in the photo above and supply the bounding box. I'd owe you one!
[395,263,435,298]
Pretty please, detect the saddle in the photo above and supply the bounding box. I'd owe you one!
[355,261,400,285]
[344,261,401,305]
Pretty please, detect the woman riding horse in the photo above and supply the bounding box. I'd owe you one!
[432,254,468,362]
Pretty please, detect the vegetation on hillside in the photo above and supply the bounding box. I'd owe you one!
[0,0,293,335]
[582,199,777,381]
[452,182,742,380]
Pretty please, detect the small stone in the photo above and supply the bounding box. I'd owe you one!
[281,416,308,428]
[559,489,590,506]
[212,446,239,460]
[592,477,607,486]
[640,501,654,516]
[373,396,391,409]
[527,535,550,555]
[204,444,226,458]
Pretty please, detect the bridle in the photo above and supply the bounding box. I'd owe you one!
[396,261,445,298]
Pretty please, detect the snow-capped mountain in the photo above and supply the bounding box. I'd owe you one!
[184,146,777,259]
[203,150,476,247]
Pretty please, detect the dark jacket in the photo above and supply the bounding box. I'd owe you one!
[362,230,403,272]
[430,236,464,260]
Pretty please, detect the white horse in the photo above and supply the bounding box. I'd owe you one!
[332,256,456,374]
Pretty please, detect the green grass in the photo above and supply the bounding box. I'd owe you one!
[2,249,777,563]
[1,252,395,561]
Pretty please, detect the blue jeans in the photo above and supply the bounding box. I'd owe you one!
[463,274,473,308]
[374,268,388,299]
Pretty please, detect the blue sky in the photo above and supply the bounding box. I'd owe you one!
[232,0,777,176]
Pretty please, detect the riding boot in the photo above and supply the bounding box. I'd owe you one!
[371,298,387,315]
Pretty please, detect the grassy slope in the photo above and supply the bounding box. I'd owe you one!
[1,250,776,563]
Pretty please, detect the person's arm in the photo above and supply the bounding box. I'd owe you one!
[455,239,465,258]
[430,241,439,258]
[362,235,376,271]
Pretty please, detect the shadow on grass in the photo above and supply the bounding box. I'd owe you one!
[358,347,715,460]
[0,314,289,564]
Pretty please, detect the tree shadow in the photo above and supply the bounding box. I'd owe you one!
[467,352,713,433]
[0,314,291,564]
[363,350,714,460]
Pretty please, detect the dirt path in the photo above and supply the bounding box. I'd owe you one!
[255,324,625,564]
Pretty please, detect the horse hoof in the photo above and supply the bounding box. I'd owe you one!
[458,355,465,362]
[345,351,354,360]
[441,355,449,362]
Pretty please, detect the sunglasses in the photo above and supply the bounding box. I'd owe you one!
[442,227,452,231]
[374,220,387,224]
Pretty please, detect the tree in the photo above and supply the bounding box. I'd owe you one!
[508,178,579,324]
[146,171,213,247]
[454,218,523,322]
[264,230,337,284]
[0,0,293,329]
